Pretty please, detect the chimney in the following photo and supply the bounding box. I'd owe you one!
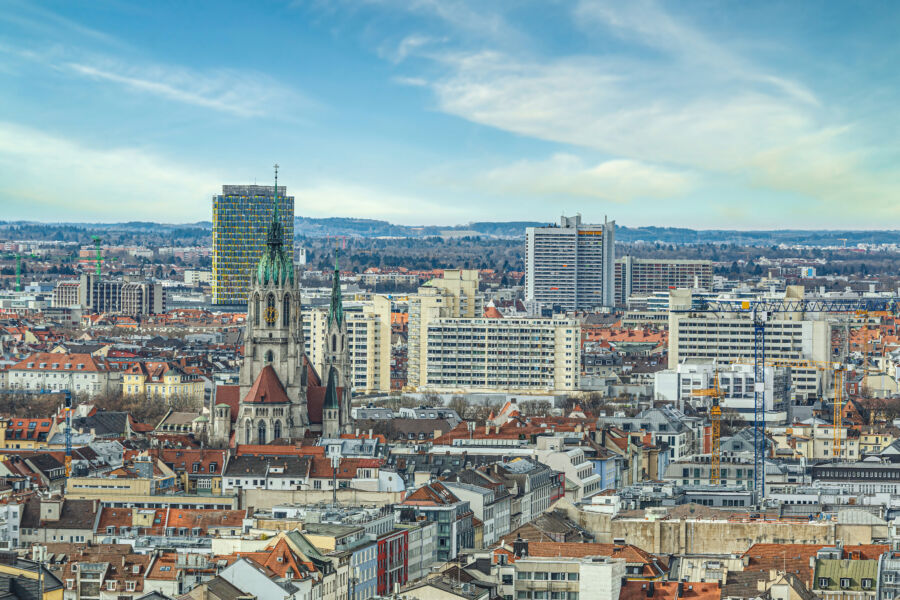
[675,582,682,599]
[647,582,655,598]
[513,536,528,558]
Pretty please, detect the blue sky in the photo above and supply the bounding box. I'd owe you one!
[1,0,899,228]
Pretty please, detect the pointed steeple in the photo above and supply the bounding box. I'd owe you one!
[327,251,344,328]
[324,366,339,410]
[256,164,294,286]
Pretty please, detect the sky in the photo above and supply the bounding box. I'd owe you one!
[1,0,900,229]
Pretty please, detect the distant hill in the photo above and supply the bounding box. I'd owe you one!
[2,217,898,246]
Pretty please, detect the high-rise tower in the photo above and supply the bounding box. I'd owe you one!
[212,184,294,305]
[525,215,615,311]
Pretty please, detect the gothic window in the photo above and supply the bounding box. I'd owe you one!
[332,334,337,353]
[273,420,282,440]
[265,294,277,326]
[283,294,291,327]
[253,294,260,327]
[245,420,252,443]
[258,420,267,445]
[265,350,274,364]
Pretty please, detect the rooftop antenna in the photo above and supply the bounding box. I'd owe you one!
[273,163,280,219]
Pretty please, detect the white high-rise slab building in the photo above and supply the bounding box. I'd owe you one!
[525,215,615,311]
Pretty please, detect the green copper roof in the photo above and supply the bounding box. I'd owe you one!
[324,366,339,410]
[327,253,343,328]
[256,169,294,287]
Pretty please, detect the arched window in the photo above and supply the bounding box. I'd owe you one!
[253,294,260,327]
[245,420,252,443]
[258,420,267,445]
[283,294,291,327]
[265,350,274,364]
[332,334,337,352]
[273,420,282,440]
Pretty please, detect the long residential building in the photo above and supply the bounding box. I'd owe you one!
[407,270,482,390]
[6,352,117,397]
[615,256,712,306]
[418,317,580,393]
[303,295,392,394]
[525,214,615,310]
[667,289,832,401]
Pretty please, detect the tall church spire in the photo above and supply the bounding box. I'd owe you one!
[257,163,293,286]
[327,250,344,328]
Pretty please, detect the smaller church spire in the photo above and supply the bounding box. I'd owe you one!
[324,366,339,410]
[327,249,344,328]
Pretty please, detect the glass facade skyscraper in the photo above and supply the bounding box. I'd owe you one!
[212,185,295,305]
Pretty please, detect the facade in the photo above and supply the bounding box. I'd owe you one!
[654,361,791,420]
[525,215,615,311]
[512,555,625,600]
[303,296,392,395]
[599,406,697,460]
[376,529,408,596]
[534,438,604,502]
[397,482,475,563]
[442,481,512,549]
[122,362,205,401]
[419,317,581,393]
[52,275,164,316]
[212,184,295,305]
[7,352,115,397]
[615,257,712,306]
[668,290,832,401]
[407,270,482,390]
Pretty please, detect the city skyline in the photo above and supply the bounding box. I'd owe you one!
[2,1,900,228]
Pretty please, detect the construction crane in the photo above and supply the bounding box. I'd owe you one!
[691,371,723,485]
[674,295,900,504]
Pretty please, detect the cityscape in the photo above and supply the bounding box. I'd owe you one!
[2,3,900,600]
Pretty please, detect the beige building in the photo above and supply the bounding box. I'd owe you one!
[407,270,483,390]
[512,555,625,600]
[303,295,391,394]
[771,423,860,460]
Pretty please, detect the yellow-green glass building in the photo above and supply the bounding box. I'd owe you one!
[212,185,295,305]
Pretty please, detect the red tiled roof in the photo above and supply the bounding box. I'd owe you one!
[742,543,889,586]
[216,385,240,423]
[243,366,290,405]
[524,542,664,577]
[620,581,719,600]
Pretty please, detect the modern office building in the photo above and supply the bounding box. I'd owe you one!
[407,270,482,390]
[525,215,615,311]
[615,257,713,306]
[667,289,832,401]
[303,295,392,394]
[52,274,164,316]
[212,184,294,305]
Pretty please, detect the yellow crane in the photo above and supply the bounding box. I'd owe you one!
[734,358,846,460]
[692,372,724,485]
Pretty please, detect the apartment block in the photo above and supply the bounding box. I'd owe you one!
[303,295,392,394]
[525,215,615,310]
[212,184,294,305]
[420,317,581,393]
[667,290,831,401]
[407,270,482,390]
[52,274,164,316]
[615,256,712,306]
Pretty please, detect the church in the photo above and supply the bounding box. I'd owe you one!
[211,171,352,445]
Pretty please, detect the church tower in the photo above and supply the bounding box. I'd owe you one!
[236,165,308,444]
[322,255,352,432]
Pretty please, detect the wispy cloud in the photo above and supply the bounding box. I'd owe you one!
[478,154,694,203]
[382,0,895,215]
[0,122,219,222]
[65,61,309,118]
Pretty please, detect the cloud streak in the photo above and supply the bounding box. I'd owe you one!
[0,122,219,222]
[480,154,694,203]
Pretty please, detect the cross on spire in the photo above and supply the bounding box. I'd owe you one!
[273,163,280,220]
